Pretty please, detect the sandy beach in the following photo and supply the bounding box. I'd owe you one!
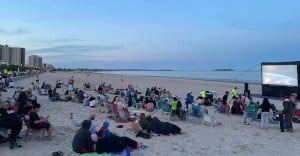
[1,71,299,156]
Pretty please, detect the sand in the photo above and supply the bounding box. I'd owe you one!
[0,71,299,156]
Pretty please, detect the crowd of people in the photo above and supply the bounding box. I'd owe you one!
[0,73,299,155]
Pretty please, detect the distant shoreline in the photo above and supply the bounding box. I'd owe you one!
[94,72,261,85]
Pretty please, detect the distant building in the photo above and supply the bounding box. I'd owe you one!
[0,44,25,65]
[28,55,43,68]
[43,63,55,70]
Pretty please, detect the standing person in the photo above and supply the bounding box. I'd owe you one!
[69,75,75,85]
[200,89,206,100]
[231,86,237,99]
[289,93,298,109]
[221,91,230,114]
[259,98,271,129]
[185,91,194,111]
[35,73,39,88]
[170,96,178,120]
[242,91,251,125]
[282,96,294,132]
[121,79,126,90]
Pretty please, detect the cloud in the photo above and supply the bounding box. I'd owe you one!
[0,28,28,35]
[49,38,86,43]
[28,44,124,53]
[27,44,127,65]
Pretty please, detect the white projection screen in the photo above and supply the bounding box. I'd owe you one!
[262,65,298,87]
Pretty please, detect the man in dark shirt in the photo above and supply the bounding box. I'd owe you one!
[30,104,52,139]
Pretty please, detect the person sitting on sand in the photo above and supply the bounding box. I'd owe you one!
[146,115,183,135]
[96,130,142,154]
[72,120,95,153]
[99,121,115,138]
[70,114,97,134]
[138,113,149,130]
[129,118,151,139]
[30,104,52,140]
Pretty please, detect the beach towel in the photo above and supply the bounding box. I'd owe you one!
[66,145,148,156]
[66,146,111,156]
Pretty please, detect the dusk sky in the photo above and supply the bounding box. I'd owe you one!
[1,0,300,70]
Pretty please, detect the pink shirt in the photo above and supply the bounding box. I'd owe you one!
[145,103,154,110]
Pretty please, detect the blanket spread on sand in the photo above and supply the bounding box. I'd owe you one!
[66,145,147,156]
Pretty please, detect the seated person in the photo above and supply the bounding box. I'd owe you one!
[231,97,243,115]
[89,96,97,108]
[146,115,183,135]
[30,104,52,140]
[138,113,149,130]
[76,90,85,103]
[145,102,154,112]
[70,113,97,134]
[129,119,151,139]
[72,120,95,154]
[114,89,120,95]
[96,130,142,154]
[0,101,22,149]
[99,121,115,138]
[117,99,127,119]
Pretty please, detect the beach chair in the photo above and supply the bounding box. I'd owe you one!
[191,104,203,118]
[203,114,215,127]
[186,104,203,123]
[161,99,171,114]
[23,115,45,142]
[155,97,163,109]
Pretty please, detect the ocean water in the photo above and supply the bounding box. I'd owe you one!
[97,70,261,84]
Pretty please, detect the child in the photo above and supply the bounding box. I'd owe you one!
[246,100,259,124]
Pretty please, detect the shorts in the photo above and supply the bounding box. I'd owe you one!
[247,112,254,118]
[34,122,51,130]
[171,110,177,116]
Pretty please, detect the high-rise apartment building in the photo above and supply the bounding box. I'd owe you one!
[0,44,25,65]
[28,55,43,68]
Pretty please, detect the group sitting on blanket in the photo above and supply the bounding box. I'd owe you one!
[138,113,184,135]
[72,120,142,154]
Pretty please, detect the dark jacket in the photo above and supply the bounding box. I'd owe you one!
[72,120,93,153]
[260,102,271,112]
[282,99,294,116]
[0,108,22,137]
[96,136,125,153]
[147,117,164,134]
[186,93,194,104]
[138,119,149,130]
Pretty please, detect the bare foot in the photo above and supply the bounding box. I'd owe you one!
[180,131,187,134]
[137,142,143,148]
